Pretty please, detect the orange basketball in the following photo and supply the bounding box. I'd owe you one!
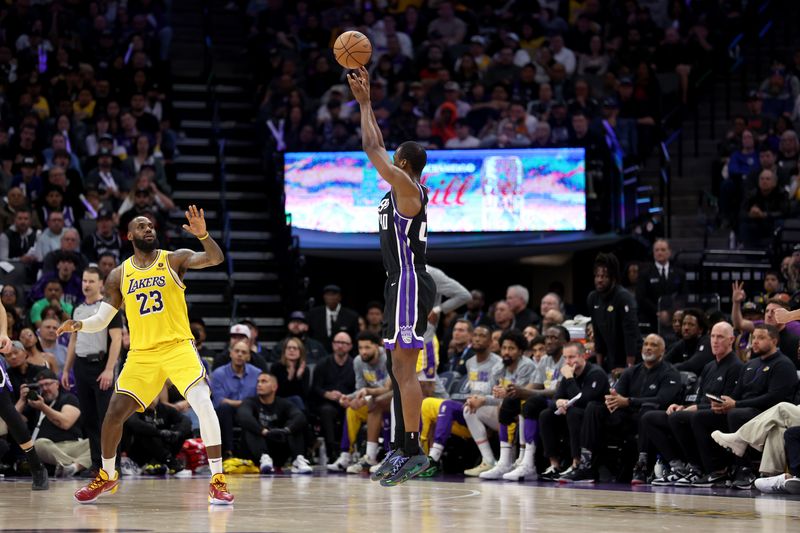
[333,31,372,69]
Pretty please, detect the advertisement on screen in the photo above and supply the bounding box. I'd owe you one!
[284,148,586,233]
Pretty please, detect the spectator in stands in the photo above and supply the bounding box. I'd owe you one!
[210,340,261,458]
[237,373,311,474]
[446,318,475,374]
[688,324,797,488]
[739,168,790,247]
[284,311,327,364]
[123,395,192,475]
[445,119,480,148]
[42,230,86,274]
[307,285,359,352]
[29,279,73,328]
[720,138,766,229]
[80,210,121,264]
[636,321,741,485]
[637,239,686,328]
[311,330,356,467]
[18,327,59,372]
[0,208,37,262]
[11,156,43,205]
[38,318,68,368]
[30,254,82,306]
[776,130,799,186]
[712,402,800,494]
[665,308,712,374]
[506,284,538,330]
[0,187,40,231]
[587,252,640,371]
[732,282,800,368]
[427,1,466,47]
[461,289,490,328]
[15,368,87,477]
[96,252,118,280]
[84,149,126,208]
[559,334,682,483]
[122,135,168,194]
[271,337,311,411]
[492,300,516,332]
[3,340,47,402]
[214,324,268,372]
[28,211,66,264]
[363,302,384,338]
[550,34,577,77]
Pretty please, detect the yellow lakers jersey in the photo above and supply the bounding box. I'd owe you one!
[121,249,193,352]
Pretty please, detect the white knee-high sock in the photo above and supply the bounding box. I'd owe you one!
[186,382,223,475]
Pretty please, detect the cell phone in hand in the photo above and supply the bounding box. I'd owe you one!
[705,393,723,403]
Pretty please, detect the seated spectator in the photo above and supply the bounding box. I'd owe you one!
[665,308,713,374]
[212,324,269,372]
[0,208,37,262]
[307,285,359,353]
[42,231,87,273]
[42,132,81,174]
[684,324,797,489]
[329,332,392,474]
[123,395,192,475]
[310,331,356,467]
[2,284,25,320]
[237,373,311,474]
[636,322,742,485]
[37,186,77,230]
[239,319,265,359]
[3,340,47,401]
[121,135,169,194]
[84,149,126,209]
[28,211,66,264]
[80,210,121,264]
[210,340,261,458]
[712,402,800,494]
[16,368,87,477]
[577,34,609,77]
[29,279,73,328]
[37,318,68,368]
[96,252,119,279]
[445,119,480,149]
[270,337,311,411]
[363,302,383,338]
[10,157,43,205]
[739,169,789,247]
[506,284,539,330]
[492,301,516,332]
[538,342,610,481]
[732,282,800,369]
[560,334,682,484]
[445,318,475,374]
[282,311,327,364]
[0,187,41,231]
[30,253,83,306]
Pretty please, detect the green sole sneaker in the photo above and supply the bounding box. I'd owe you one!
[380,454,430,487]
[370,449,399,482]
[416,458,440,479]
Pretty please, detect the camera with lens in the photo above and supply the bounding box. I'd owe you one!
[26,383,41,401]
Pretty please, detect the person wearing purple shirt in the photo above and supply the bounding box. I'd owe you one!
[29,254,83,307]
[210,340,261,457]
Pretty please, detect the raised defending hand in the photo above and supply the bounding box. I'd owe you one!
[182,204,208,238]
[346,67,371,105]
[57,320,82,336]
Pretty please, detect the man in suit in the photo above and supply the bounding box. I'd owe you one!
[637,239,686,330]
[307,285,359,352]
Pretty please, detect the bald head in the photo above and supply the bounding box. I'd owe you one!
[710,321,735,358]
[128,216,150,232]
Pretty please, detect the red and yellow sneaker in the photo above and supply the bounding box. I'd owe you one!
[74,469,119,504]
[208,473,234,505]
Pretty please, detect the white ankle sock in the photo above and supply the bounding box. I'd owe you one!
[209,457,223,475]
[366,442,379,461]
[430,443,444,462]
[102,456,116,477]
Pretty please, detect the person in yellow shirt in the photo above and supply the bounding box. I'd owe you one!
[58,206,234,505]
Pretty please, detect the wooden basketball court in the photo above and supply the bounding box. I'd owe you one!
[1,473,798,532]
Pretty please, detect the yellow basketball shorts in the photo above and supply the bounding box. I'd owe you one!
[116,340,206,412]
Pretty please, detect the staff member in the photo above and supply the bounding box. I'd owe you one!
[62,266,123,475]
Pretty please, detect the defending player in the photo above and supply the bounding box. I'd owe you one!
[347,67,435,486]
[58,206,234,505]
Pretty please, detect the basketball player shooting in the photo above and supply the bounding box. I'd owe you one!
[347,67,436,486]
[57,206,234,505]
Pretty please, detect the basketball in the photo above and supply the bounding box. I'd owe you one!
[333,30,372,69]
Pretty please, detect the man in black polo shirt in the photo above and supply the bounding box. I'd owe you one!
[559,333,682,483]
[665,308,713,374]
[634,321,742,485]
[586,252,640,371]
[690,323,797,488]
[3,340,46,401]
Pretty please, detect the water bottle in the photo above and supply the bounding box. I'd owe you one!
[317,437,327,467]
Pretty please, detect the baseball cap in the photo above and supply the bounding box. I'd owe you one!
[99,133,114,142]
[21,156,36,167]
[288,311,307,323]
[323,284,341,294]
[97,209,113,220]
[470,35,487,46]
[506,32,520,42]
[742,301,763,314]
[229,324,251,339]
[98,147,113,157]
[35,368,59,381]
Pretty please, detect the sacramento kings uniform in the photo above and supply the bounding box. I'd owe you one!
[379,183,436,351]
